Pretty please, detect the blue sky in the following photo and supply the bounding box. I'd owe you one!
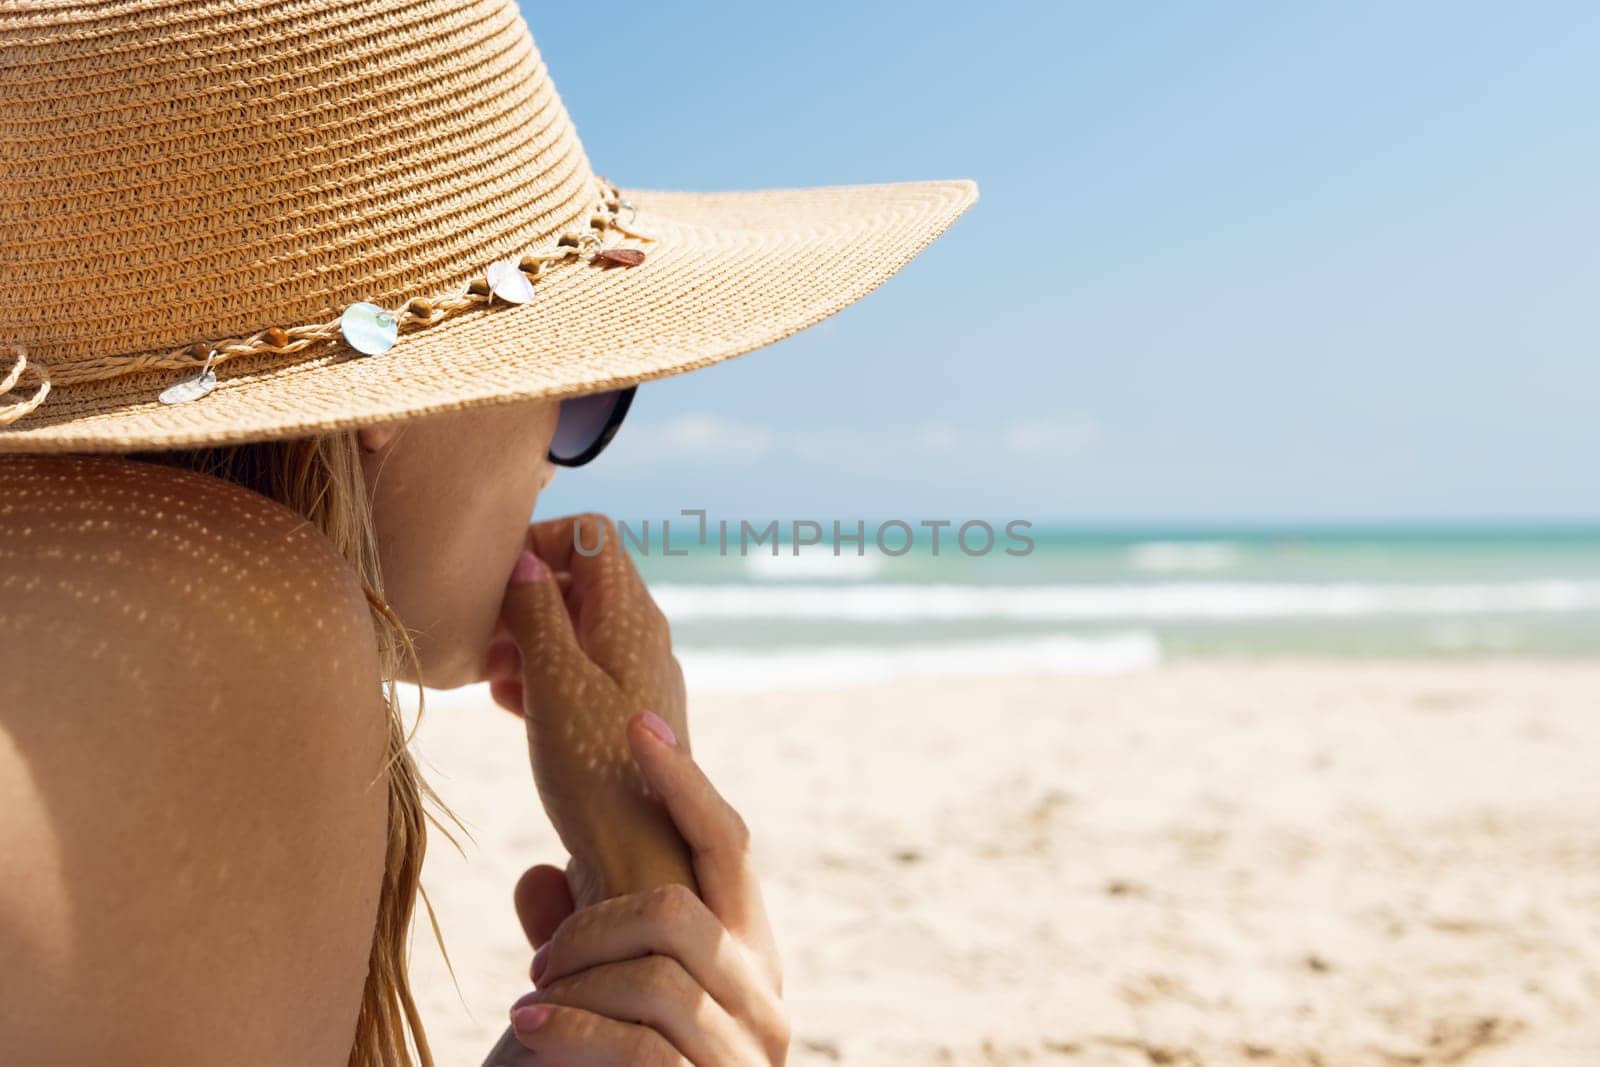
[529,2,1600,525]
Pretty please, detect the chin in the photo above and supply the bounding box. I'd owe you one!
[422,650,483,690]
[393,634,482,691]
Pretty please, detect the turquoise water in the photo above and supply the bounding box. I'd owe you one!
[620,527,1600,687]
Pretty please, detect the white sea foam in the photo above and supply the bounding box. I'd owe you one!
[652,580,1600,623]
[678,631,1161,694]
[404,631,1160,704]
[1126,541,1242,572]
[743,551,885,582]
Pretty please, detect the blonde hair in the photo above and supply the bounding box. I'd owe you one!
[127,431,442,1066]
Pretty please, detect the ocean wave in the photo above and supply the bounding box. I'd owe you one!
[652,579,1600,622]
[1126,541,1242,572]
[744,552,885,582]
[678,631,1161,693]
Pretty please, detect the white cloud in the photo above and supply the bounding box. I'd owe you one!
[915,422,960,455]
[627,414,772,466]
[1004,415,1100,455]
[790,427,880,460]
[619,413,1100,468]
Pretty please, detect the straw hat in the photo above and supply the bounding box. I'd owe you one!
[0,1,976,454]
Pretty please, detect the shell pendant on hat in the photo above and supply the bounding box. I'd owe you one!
[147,179,653,406]
[157,347,219,406]
[330,182,650,356]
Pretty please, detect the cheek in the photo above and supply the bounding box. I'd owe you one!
[365,403,560,685]
[472,421,557,567]
[431,433,553,682]
[497,410,559,506]
[532,401,561,460]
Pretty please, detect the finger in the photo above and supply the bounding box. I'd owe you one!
[626,713,781,979]
[526,513,639,592]
[482,640,523,717]
[480,619,528,717]
[563,854,607,914]
[510,956,760,1066]
[482,637,520,682]
[501,1001,689,1066]
[513,864,575,952]
[499,548,605,715]
[488,677,523,716]
[533,882,783,1038]
[526,515,669,684]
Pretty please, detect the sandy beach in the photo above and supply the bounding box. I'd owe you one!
[403,660,1600,1065]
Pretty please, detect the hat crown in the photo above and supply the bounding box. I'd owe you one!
[0,0,597,375]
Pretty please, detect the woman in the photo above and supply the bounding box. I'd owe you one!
[0,2,974,1063]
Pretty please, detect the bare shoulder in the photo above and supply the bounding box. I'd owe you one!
[0,452,371,633]
[0,453,384,731]
[0,454,389,1064]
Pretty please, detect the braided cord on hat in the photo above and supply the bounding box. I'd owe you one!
[0,346,51,426]
[0,176,649,421]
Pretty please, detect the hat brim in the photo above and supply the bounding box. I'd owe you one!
[0,179,977,454]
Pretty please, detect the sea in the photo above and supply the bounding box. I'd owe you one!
[622,525,1600,693]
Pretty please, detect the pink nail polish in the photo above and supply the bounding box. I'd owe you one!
[638,709,677,747]
[510,1003,551,1033]
[509,549,546,584]
[531,941,551,984]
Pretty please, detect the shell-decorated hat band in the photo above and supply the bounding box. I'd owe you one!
[0,177,653,423]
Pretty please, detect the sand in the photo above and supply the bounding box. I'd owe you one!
[402,660,1600,1065]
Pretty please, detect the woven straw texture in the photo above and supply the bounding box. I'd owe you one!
[0,0,976,454]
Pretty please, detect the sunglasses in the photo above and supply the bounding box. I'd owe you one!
[547,385,637,467]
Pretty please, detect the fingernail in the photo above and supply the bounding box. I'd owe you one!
[531,941,551,984]
[510,1003,551,1034]
[509,549,546,584]
[638,709,677,747]
[510,989,542,1011]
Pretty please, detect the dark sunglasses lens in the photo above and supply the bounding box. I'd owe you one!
[549,389,626,463]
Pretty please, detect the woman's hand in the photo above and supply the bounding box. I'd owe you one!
[481,511,786,1063]
[484,513,686,739]
[502,712,789,1064]
[491,513,695,900]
